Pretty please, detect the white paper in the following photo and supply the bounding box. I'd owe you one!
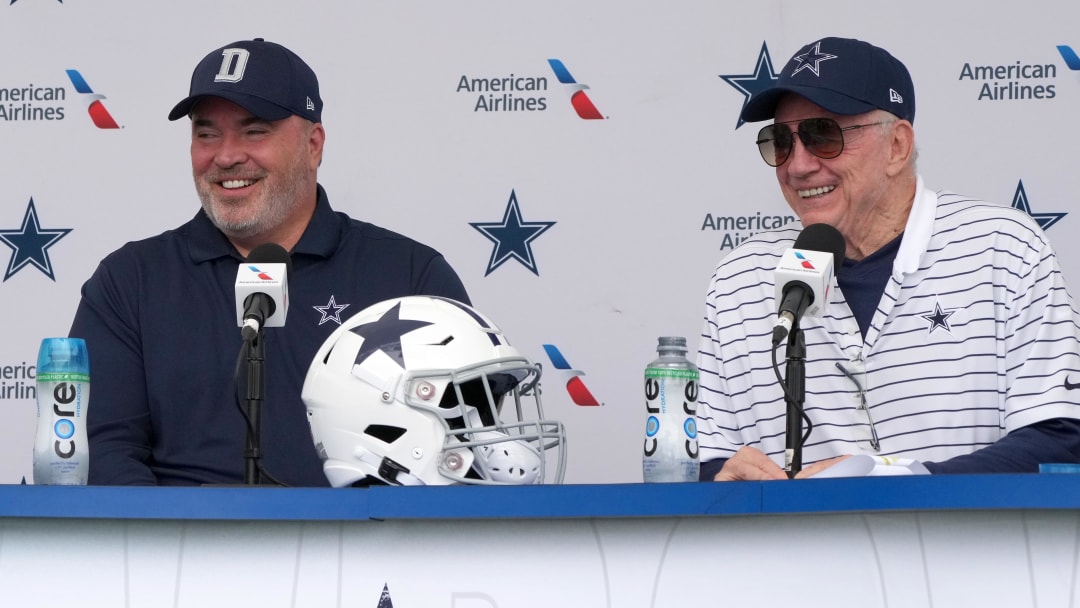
[808,454,930,478]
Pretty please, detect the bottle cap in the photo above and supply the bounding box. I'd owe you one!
[657,336,687,354]
[37,337,90,374]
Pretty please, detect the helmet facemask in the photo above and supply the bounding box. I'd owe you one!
[405,359,565,485]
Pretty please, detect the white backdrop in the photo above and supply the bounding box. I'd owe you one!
[1,0,1078,484]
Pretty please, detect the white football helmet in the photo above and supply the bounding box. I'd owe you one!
[301,296,566,487]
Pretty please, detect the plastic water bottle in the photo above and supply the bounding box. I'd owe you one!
[642,336,700,482]
[33,337,90,485]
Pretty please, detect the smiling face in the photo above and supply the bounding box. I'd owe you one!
[772,95,903,239]
[189,97,324,254]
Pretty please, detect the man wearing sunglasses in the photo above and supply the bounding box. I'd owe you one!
[696,37,1080,481]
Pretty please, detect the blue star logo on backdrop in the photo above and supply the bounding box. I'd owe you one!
[1011,180,1066,231]
[376,583,394,608]
[921,302,956,334]
[349,302,433,367]
[313,295,350,326]
[790,41,838,77]
[719,41,780,129]
[0,198,72,282]
[470,190,556,277]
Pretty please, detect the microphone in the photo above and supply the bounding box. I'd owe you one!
[235,243,292,340]
[772,224,845,345]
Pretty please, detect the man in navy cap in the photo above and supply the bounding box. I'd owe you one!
[696,37,1080,480]
[69,39,470,486]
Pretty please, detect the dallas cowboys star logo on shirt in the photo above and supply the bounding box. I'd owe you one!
[1011,179,1066,231]
[921,302,956,334]
[313,295,350,326]
[349,302,433,367]
[470,189,555,277]
[790,41,838,77]
[719,41,780,129]
[0,198,72,282]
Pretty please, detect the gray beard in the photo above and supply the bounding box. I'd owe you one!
[196,158,311,241]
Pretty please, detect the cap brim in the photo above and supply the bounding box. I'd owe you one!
[167,93,295,122]
[740,85,879,123]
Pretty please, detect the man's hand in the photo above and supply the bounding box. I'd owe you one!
[713,446,789,481]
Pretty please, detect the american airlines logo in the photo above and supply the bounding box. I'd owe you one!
[0,69,120,127]
[65,70,120,129]
[247,265,274,280]
[956,46,1072,101]
[542,344,600,406]
[456,69,549,113]
[1060,45,1080,85]
[794,251,815,270]
[547,59,605,119]
[1059,45,1080,70]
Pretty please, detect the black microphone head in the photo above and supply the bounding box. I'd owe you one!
[245,243,293,279]
[794,223,846,269]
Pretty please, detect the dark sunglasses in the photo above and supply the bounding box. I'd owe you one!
[756,118,888,167]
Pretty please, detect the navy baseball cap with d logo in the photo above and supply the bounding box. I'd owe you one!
[168,38,322,123]
[740,37,915,124]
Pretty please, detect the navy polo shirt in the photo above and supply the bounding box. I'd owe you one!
[70,185,470,486]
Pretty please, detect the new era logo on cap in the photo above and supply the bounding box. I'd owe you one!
[168,38,323,123]
[740,37,915,124]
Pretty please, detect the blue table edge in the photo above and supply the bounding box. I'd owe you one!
[1,474,1077,522]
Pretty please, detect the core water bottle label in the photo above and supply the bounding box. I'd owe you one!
[644,368,699,380]
[683,418,698,438]
[54,419,75,439]
[34,379,90,485]
[36,371,90,383]
[645,416,660,437]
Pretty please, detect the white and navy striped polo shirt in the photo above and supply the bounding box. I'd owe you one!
[696,176,1080,467]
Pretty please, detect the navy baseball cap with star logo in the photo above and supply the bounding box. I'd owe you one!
[168,38,322,123]
[740,37,915,124]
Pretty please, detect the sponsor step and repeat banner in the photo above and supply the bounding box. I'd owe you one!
[1,0,1078,484]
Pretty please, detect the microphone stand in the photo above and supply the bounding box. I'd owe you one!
[243,330,266,485]
[783,320,806,479]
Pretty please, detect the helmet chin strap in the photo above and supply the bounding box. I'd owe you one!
[352,446,425,486]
